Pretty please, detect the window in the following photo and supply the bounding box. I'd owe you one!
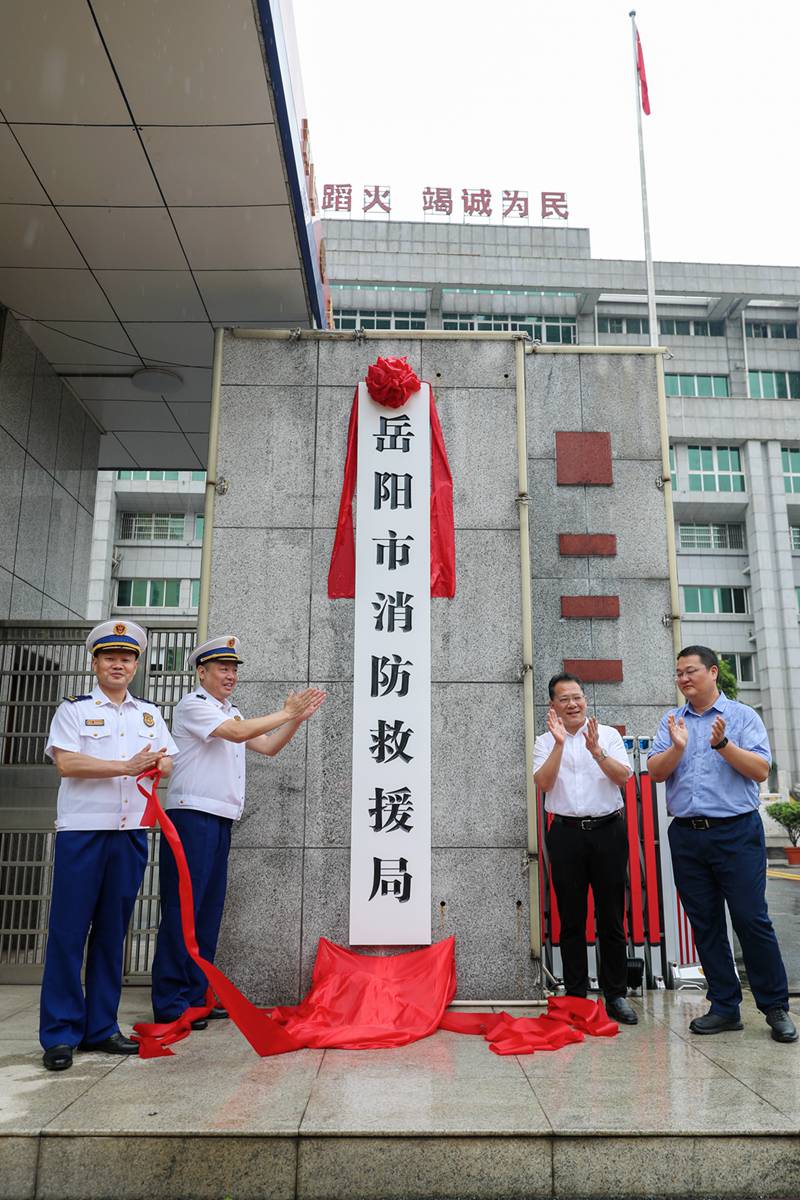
[746,320,798,340]
[191,471,207,482]
[687,445,745,492]
[597,316,649,335]
[665,374,729,398]
[791,527,800,551]
[721,653,755,683]
[194,514,205,541]
[116,578,181,608]
[333,309,426,331]
[117,470,180,481]
[659,318,724,337]
[669,446,677,490]
[190,579,200,608]
[749,370,800,399]
[781,448,800,493]
[678,523,745,550]
[682,586,748,615]
[119,513,185,541]
[441,313,577,343]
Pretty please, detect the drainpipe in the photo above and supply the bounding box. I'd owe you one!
[196,327,225,642]
[514,336,541,970]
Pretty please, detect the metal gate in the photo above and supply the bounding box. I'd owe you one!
[0,621,195,983]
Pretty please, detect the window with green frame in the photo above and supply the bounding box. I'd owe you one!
[194,513,205,540]
[665,374,729,398]
[117,578,181,607]
[749,370,800,399]
[669,446,677,489]
[782,447,800,493]
[682,585,748,615]
[191,470,207,482]
[190,579,200,608]
[686,445,745,493]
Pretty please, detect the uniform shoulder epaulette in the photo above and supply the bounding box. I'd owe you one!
[63,694,92,703]
[195,693,207,700]
[129,694,157,706]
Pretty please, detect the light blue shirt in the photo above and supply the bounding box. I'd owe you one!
[648,692,771,818]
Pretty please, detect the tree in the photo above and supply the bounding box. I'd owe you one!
[766,800,800,847]
[716,654,738,700]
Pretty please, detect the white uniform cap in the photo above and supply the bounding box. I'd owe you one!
[86,620,147,657]
[189,635,243,669]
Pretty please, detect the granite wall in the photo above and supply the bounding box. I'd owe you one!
[209,333,675,1003]
[0,313,100,619]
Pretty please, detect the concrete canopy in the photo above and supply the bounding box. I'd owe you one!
[0,0,324,468]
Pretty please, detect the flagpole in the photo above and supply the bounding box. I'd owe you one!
[629,11,658,347]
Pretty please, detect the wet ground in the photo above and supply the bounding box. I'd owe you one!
[765,866,800,991]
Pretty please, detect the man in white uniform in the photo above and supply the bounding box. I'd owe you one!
[151,635,325,1024]
[41,620,177,1070]
[533,671,637,1024]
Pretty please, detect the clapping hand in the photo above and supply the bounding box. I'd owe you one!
[710,715,726,747]
[283,688,327,723]
[547,707,567,745]
[667,713,688,750]
[583,716,601,759]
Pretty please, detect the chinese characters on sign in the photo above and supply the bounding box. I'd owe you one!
[321,184,568,221]
[350,383,432,944]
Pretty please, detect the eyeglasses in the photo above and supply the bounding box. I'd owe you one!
[552,694,585,705]
[675,667,705,680]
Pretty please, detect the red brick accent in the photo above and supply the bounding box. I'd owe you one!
[563,659,623,683]
[613,724,626,736]
[559,533,617,557]
[555,432,613,486]
[560,595,620,620]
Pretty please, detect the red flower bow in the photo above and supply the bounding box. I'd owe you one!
[365,356,420,408]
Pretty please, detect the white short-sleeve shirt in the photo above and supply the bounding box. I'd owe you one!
[45,686,178,831]
[165,689,246,821]
[533,721,632,816]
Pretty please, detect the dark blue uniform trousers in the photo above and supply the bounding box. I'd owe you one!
[39,829,148,1050]
[668,809,789,1016]
[151,808,232,1021]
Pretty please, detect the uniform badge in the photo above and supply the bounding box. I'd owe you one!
[233,715,243,721]
[227,637,236,648]
[85,719,105,727]
[143,712,155,727]
[114,622,127,636]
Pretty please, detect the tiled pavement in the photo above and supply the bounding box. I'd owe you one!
[1,985,798,1199]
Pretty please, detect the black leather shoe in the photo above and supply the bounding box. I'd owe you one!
[206,1006,228,1020]
[79,1032,139,1054]
[190,1019,208,1030]
[765,1008,799,1043]
[689,1011,743,1035]
[606,996,639,1025]
[42,1044,73,1071]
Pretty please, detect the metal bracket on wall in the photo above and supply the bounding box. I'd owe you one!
[211,477,229,496]
[661,612,676,628]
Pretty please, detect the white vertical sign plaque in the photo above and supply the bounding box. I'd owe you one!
[349,381,431,945]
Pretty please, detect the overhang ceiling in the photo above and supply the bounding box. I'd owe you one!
[0,0,320,468]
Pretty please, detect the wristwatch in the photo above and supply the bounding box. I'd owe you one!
[711,736,729,751]
[596,749,608,762]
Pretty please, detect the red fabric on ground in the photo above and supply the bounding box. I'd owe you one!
[133,771,617,1059]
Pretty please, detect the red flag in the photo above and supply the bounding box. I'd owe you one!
[636,31,651,115]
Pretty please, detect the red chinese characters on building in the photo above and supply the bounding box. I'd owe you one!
[502,190,529,219]
[541,190,569,219]
[363,185,391,214]
[461,188,492,217]
[422,186,453,216]
[321,184,353,213]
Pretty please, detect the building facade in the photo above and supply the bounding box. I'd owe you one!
[325,218,800,791]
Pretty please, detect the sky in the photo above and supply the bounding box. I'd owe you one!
[291,0,800,267]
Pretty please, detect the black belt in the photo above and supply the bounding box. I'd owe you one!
[551,809,623,831]
[672,812,750,830]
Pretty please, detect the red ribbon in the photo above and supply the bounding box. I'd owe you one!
[132,771,618,1059]
[327,386,456,599]
[132,770,299,1058]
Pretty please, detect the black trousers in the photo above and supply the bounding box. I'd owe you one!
[546,812,629,1000]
